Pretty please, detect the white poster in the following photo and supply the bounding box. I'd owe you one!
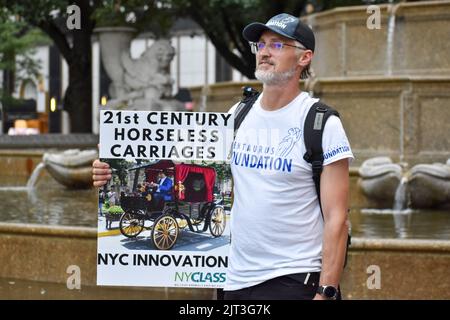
[97,110,233,288]
[99,110,234,161]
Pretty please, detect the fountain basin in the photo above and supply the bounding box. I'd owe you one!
[0,151,449,299]
[0,223,213,299]
[1,222,449,299]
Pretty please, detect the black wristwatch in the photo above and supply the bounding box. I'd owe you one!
[317,285,338,300]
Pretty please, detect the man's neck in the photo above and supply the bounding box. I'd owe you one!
[260,81,302,111]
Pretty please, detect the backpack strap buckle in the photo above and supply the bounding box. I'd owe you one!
[311,160,323,176]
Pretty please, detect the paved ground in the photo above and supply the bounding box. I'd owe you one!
[97,212,231,252]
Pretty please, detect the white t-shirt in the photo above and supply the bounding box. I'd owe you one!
[224,91,354,291]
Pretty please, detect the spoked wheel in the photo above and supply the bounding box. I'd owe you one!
[151,214,179,250]
[119,212,145,238]
[209,206,226,237]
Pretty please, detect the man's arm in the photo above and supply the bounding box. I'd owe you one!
[314,158,350,299]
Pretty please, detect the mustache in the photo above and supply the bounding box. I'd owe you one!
[258,59,274,65]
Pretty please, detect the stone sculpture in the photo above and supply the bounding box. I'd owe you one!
[359,156,450,209]
[43,149,97,189]
[104,38,184,111]
[358,157,402,206]
[409,159,450,208]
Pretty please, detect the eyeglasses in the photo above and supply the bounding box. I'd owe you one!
[250,41,306,54]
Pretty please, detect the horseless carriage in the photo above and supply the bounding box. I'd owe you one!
[118,160,226,250]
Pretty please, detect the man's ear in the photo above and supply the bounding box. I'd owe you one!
[298,51,313,68]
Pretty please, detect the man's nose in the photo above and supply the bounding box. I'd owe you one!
[257,52,271,64]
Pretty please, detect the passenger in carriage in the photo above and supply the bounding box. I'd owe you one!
[150,170,173,209]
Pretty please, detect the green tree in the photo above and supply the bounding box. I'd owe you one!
[0,12,49,98]
[1,0,99,132]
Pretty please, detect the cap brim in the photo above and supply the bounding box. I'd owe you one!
[242,22,297,42]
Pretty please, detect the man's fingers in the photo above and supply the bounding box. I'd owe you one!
[93,180,107,187]
[92,168,112,175]
[93,174,111,181]
[92,159,110,169]
[92,174,111,179]
[92,158,111,187]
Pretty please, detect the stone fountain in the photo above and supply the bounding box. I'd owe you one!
[307,1,450,209]
[306,1,450,166]
[26,149,98,189]
[359,156,450,209]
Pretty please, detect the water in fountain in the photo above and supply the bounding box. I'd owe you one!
[26,162,46,190]
[360,171,412,237]
[392,176,412,237]
[393,176,408,211]
[386,0,396,76]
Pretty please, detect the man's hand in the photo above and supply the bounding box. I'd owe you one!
[92,159,111,187]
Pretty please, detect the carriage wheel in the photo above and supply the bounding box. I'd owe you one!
[151,214,179,250]
[209,206,226,237]
[119,212,145,238]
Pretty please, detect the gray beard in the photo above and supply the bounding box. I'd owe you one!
[255,65,297,86]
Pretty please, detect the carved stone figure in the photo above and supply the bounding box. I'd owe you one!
[104,38,184,111]
[358,157,402,206]
[409,159,450,208]
[42,149,98,189]
[358,156,450,209]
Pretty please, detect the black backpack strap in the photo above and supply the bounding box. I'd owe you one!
[303,101,340,219]
[234,86,260,136]
[303,101,351,268]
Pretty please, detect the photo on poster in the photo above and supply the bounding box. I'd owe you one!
[96,110,233,288]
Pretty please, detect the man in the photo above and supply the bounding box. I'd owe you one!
[150,170,173,208]
[93,12,353,300]
[98,189,105,216]
[107,188,117,206]
[222,13,353,300]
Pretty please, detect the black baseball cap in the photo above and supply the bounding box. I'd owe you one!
[243,13,315,52]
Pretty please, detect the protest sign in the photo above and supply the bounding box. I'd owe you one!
[97,110,233,288]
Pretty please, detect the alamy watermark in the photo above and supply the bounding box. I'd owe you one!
[366,5,381,30]
[66,4,81,30]
[66,265,81,290]
[366,265,381,289]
